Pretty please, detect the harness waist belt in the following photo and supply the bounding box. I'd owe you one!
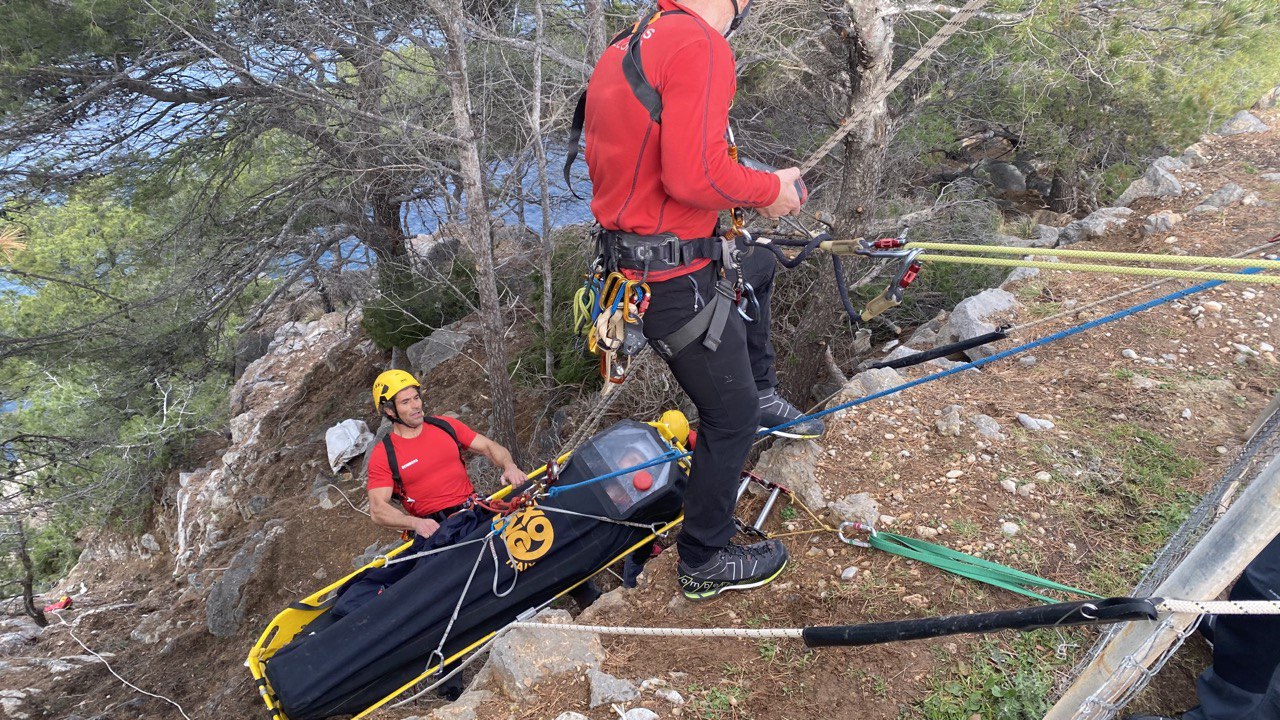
[602,230,722,273]
[424,501,470,525]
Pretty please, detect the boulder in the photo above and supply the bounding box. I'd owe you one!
[1217,111,1269,135]
[1191,183,1249,214]
[0,618,42,656]
[970,414,1006,441]
[1141,211,1183,237]
[978,161,1026,193]
[827,493,880,527]
[936,405,964,437]
[753,440,826,510]
[588,669,639,708]
[1181,143,1212,167]
[407,324,473,378]
[427,690,493,720]
[1115,162,1183,207]
[1059,207,1134,245]
[1256,86,1280,110]
[841,368,905,400]
[130,613,174,645]
[937,289,1019,360]
[488,609,603,698]
[994,229,1057,249]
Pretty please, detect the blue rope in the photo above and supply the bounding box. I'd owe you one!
[546,268,1261,497]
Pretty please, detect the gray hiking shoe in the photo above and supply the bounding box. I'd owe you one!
[758,387,825,438]
[677,539,789,600]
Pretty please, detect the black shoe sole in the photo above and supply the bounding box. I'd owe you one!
[679,560,788,600]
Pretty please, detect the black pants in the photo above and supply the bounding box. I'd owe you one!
[1187,532,1280,720]
[642,248,778,567]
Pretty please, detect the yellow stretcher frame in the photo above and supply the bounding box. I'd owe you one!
[245,414,691,720]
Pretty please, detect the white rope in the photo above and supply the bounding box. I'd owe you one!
[51,611,194,720]
[1159,599,1280,615]
[538,504,666,533]
[326,483,369,517]
[507,621,803,639]
[381,534,490,567]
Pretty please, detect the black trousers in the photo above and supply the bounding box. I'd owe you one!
[641,248,778,567]
[1187,532,1280,720]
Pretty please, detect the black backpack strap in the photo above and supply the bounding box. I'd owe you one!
[422,416,467,466]
[380,434,408,503]
[564,10,686,199]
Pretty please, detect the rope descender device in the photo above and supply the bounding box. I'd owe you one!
[577,267,650,386]
[855,227,922,322]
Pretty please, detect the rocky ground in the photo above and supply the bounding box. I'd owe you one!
[1,104,1279,720]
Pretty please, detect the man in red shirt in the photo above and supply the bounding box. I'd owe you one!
[366,369,526,539]
[582,0,822,600]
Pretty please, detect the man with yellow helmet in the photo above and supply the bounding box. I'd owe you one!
[366,369,526,539]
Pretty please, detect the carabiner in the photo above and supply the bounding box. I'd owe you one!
[837,521,876,548]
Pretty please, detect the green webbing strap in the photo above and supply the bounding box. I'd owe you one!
[868,532,1101,604]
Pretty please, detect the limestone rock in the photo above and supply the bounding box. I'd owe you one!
[978,161,1026,193]
[622,710,660,720]
[1001,266,1040,288]
[488,609,603,698]
[1181,143,1211,167]
[408,325,473,377]
[1218,111,1269,135]
[1261,173,1280,183]
[936,404,964,437]
[1016,414,1055,432]
[0,618,42,656]
[552,714,590,720]
[841,367,905,400]
[1191,183,1249,214]
[1256,85,1280,110]
[428,691,492,720]
[995,227,1058,249]
[130,613,173,645]
[938,289,1019,360]
[1059,207,1134,245]
[589,669,639,708]
[828,493,879,527]
[206,521,285,637]
[970,414,1006,441]
[753,440,826,509]
[576,587,631,625]
[1115,161,1183,207]
[1142,211,1183,237]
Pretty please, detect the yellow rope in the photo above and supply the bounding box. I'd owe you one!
[903,241,1280,270]
[915,254,1280,284]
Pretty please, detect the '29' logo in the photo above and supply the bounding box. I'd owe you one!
[501,508,555,570]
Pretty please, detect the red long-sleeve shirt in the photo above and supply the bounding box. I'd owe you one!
[583,0,780,281]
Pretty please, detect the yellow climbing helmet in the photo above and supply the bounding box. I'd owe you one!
[372,369,420,408]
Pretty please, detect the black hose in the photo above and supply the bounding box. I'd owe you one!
[801,597,1158,648]
[830,254,861,326]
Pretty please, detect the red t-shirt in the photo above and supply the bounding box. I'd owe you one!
[583,0,780,282]
[367,417,478,517]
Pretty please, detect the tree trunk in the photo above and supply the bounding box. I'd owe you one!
[783,0,894,404]
[431,0,521,461]
[584,0,607,63]
[11,518,48,628]
[532,0,556,382]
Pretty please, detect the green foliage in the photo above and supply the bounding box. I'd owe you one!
[511,231,600,388]
[917,631,1063,720]
[363,251,478,350]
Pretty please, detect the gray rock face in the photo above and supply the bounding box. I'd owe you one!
[1218,111,1270,135]
[488,609,603,698]
[1262,173,1280,182]
[407,325,472,377]
[1059,207,1134,245]
[979,161,1027,193]
[827,492,880,526]
[1115,162,1183,207]
[0,618,42,656]
[753,440,826,509]
[935,404,964,437]
[1142,211,1183,237]
[938,289,1019,360]
[588,669,639,708]
[130,613,173,645]
[206,521,284,637]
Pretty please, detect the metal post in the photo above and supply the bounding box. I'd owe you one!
[1045,451,1280,719]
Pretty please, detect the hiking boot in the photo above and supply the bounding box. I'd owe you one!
[677,539,788,600]
[758,387,825,438]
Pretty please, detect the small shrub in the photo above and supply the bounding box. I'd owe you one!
[363,252,477,350]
